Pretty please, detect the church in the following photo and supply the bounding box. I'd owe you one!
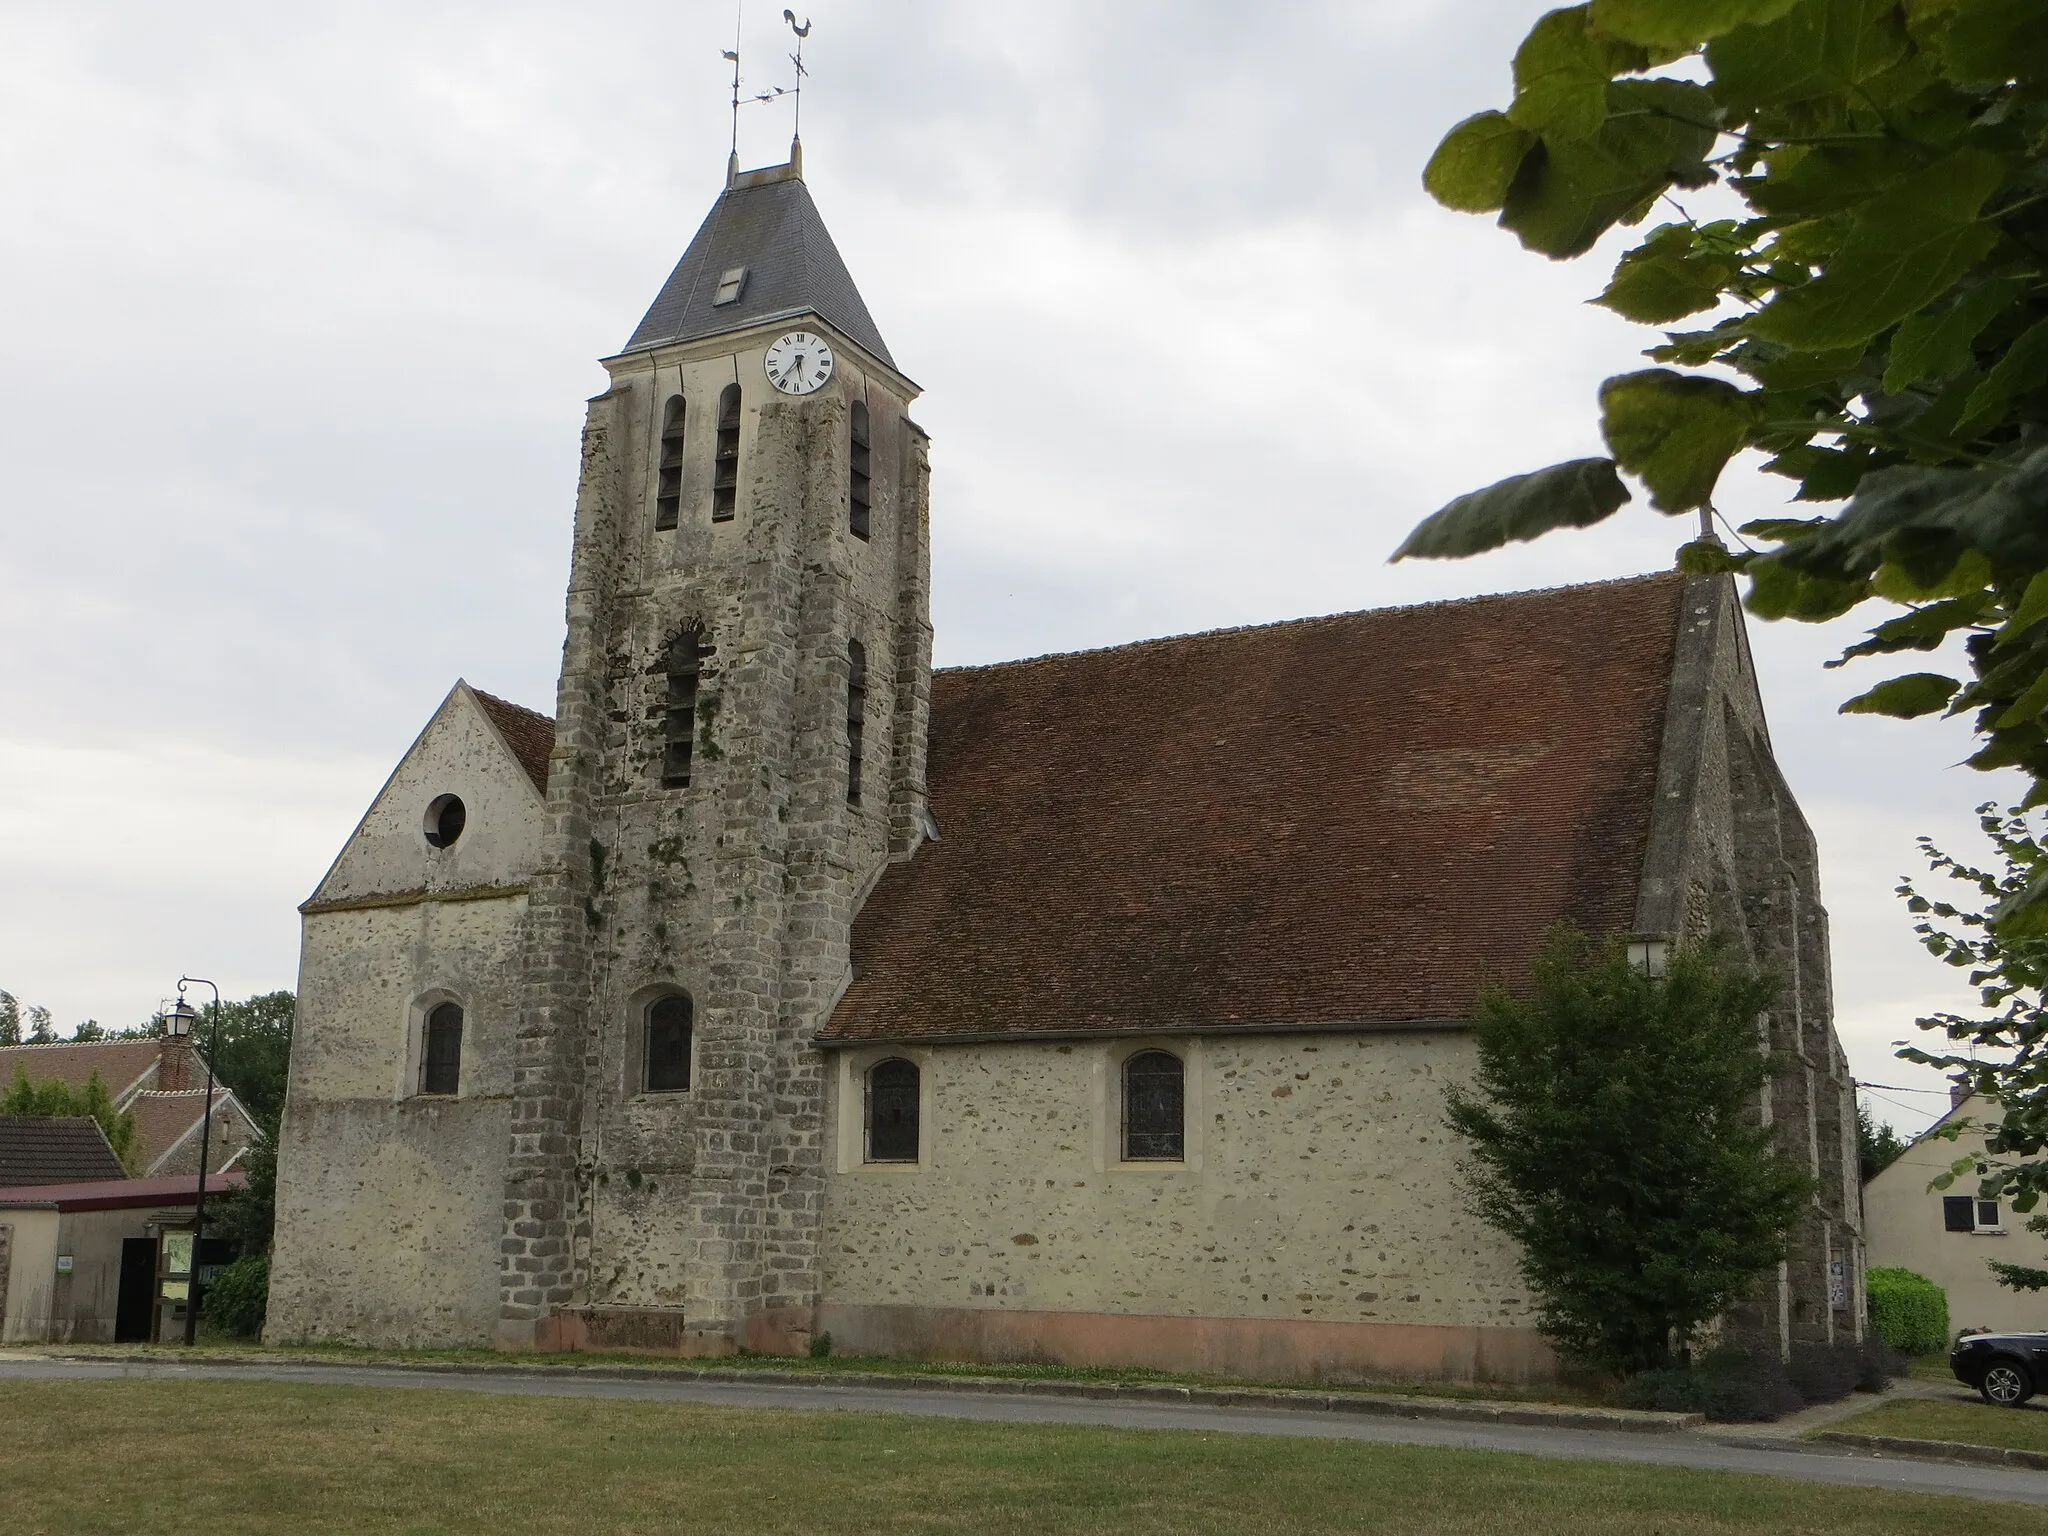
[266,141,1864,1384]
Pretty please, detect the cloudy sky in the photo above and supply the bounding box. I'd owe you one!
[0,1,2011,1132]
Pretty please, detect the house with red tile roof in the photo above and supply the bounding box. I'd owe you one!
[0,1035,255,1178]
[268,145,1862,1381]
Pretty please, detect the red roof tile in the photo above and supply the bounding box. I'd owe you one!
[128,1089,240,1174]
[473,687,555,795]
[825,574,1686,1043]
[0,1040,161,1100]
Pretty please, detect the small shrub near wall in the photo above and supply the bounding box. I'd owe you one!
[1617,1340,1896,1423]
[202,1253,270,1339]
[1867,1267,1950,1354]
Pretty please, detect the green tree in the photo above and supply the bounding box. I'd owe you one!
[1893,802,2048,1286]
[213,1121,277,1255]
[1403,0,2048,928]
[0,992,18,1046]
[1858,1100,1909,1179]
[25,1006,57,1044]
[199,991,294,1129]
[1444,927,1811,1374]
[1,1064,141,1174]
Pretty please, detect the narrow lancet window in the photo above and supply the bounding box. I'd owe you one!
[849,400,871,541]
[1123,1051,1184,1161]
[846,638,866,806]
[422,1002,464,1096]
[663,630,705,787]
[645,994,692,1092]
[655,395,686,530]
[867,1058,919,1162]
[712,383,741,521]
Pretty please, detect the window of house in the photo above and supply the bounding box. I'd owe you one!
[846,638,866,806]
[655,395,686,530]
[663,630,704,787]
[645,994,692,1093]
[867,1058,919,1162]
[1946,1195,2004,1233]
[1123,1051,1185,1161]
[422,1002,463,1095]
[712,383,741,521]
[849,400,871,540]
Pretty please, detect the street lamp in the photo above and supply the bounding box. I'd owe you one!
[165,978,222,1346]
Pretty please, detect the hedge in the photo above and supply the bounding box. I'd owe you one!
[201,1253,270,1339]
[1867,1266,1949,1354]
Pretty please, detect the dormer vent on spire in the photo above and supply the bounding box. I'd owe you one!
[620,170,894,368]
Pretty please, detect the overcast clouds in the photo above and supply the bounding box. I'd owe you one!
[0,1,2013,1133]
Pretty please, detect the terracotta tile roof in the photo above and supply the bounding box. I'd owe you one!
[472,687,555,795]
[825,574,1686,1044]
[0,1116,126,1186]
[128,1089,240,1174]
[0,1040,161,1101]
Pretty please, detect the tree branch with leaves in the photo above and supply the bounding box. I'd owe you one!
[1404,0,2048,927]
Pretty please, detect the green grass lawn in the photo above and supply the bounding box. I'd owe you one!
[9,1336,1621,1408]
[2,1377,2041,1535]
[1830,1396,2048,1455]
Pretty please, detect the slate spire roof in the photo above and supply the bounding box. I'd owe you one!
[621,157,894,369]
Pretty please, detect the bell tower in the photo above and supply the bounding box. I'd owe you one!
[497,143,933,1353]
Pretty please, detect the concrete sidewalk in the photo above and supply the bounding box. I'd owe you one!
[5,1352,2048,1507]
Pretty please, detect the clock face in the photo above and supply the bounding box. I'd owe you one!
[764,330,835,396]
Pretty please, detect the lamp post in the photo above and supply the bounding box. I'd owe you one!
[165,978,222,1346]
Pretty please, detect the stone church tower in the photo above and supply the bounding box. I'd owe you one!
[499,144,931,1352]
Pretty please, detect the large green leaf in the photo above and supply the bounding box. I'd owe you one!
[1934,0,2048,87]
[1840,672,1963,717]
[1510,7,1650,141]
[1775,445,2048,583]
[1500,79,1721,257]
[1884,277,2023,393]
[1599,369,1759,510]
[1748,149,2008,351]
[1425,112,1539,213]
[1707,0,1908,109]
[1591,0,1803,50]
[1392,459,1632,561]
[1956,316,2048,441]
[1596,225,1738,321]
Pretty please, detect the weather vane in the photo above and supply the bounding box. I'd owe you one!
[723,4,813,167]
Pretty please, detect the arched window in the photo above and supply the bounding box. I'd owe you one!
[711,383,741,521]
[645,994,692,1093]
[422,1002,464,1096]
[663,629,705,787]
[654,395,686,530]
[846,638,866,806]
[867,1058,919,1162]
[1123,1051,1183,1161]
[848,400,871,541]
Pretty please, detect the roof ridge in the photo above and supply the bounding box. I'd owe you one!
[0,1038,155,1049]
[935,572,1690,678]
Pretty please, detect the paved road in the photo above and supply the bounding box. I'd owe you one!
[4,1355,2045,1508]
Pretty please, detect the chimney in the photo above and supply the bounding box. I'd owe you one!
[159,1033,192,1093]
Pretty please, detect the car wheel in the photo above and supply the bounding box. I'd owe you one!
[1981,1360,2034,1407]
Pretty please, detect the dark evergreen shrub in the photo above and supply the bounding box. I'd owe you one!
[202,1253,269,1339]
[1867,1267,1949,1354]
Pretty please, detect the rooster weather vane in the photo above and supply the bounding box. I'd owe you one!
[725,5,813,160]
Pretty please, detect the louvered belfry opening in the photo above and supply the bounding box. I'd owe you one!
[654,394,686,530]
[849,400,871,540]
[712,383,741,521]
[663,630,705,787]
[645,993,693,1092]
[846,638,866,805]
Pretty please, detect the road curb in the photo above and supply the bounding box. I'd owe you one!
[31,1349,1702,1434]
[1815,1429,2048,1472]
